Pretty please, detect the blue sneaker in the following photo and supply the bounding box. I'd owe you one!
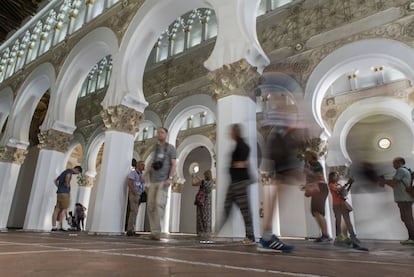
[257,235,294,253]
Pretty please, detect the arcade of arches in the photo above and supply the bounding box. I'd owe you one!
[1,0,414,241]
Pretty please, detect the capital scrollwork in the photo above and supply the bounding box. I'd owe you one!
[207,59,260,100]
[327,165,350,179]
[0,146,28,165]
[82,175,96,187]
[101,105,142,134]
[171,182,185,193]
[298,137,328,161]
[38,129,73,153]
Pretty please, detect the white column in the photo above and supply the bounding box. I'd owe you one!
[0,162,22,229]
[23,129,73,231]
[169,191,182,233]
[77,186,92,210]
[136,202,146,231]
[216,94,260,239]
[24,149,66,230]
[88,131,134,234]
[0,146,27,230]
[88,104,141,234]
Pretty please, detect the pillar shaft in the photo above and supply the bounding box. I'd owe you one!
[208,59,261,239]
[89,105,141,234]
[24,130,72,231]
[0,146,28,229]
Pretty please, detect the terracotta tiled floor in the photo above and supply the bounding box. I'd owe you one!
[0,231,413,276]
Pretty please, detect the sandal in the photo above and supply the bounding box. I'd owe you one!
[241,238,256,245]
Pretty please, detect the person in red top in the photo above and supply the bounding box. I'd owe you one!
[328,171,359,244]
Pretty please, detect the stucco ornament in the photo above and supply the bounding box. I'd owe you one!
[38,129,73,153]
[208,59,260,100]
[101,104,142,134]
[0,146,28,165]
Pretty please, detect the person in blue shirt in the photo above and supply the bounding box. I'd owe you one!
[380,157,414,244]
[51,166,82,231]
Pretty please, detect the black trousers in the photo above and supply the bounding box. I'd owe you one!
[222,180,254,240]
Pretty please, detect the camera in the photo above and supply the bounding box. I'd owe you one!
[152,160,163,170]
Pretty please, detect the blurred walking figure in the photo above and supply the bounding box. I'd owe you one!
[380,157,414,245]
[257,126,307,253]
[193,170,213,239]
[328,172,359,244]
[304,150,330,243]
[218,124,255,244]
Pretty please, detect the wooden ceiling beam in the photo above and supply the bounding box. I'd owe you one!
[0,0,38,43]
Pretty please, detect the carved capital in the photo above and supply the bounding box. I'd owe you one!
[260,172,272,186]
[171,182,185,193]
[0,146,28,165]
[208,59,260,100]
[101,105,142,134]
[82,175,96,187]
[298,138,328,161]
[327,165,350,179]
[38,129,73,153]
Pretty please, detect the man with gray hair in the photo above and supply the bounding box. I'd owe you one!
[126,159,145,236]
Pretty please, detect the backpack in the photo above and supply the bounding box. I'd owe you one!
[403,167,414,197]
[194,189,206,206]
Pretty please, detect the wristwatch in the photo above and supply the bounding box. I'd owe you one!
[169,176,173,180]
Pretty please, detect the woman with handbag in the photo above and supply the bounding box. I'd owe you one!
[328,172,359,244]
[304,150,330,243]
[193,170,213,239]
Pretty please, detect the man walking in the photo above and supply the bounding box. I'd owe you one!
[52,165,82,231]
[147,128,176,240]
[126,159,145,236]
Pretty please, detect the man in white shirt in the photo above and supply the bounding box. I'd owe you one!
[126,159,145,236]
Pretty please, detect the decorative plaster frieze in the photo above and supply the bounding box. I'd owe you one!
[0,146,28,165]
[38,129,73,153]
[258,0,407,54]
[101,105,142,134]
[108,0,145,41]
[321,80,413,130]
[207,59,260,100]
[176,125,216,149]
[143,46,212,101]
